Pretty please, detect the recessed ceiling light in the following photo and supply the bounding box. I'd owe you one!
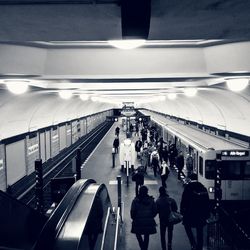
[59,90,72,100]
[167,93,177,100]
[226,79,249,92]
[79,94,89,101]
[108,39,146,49]
[5,80,29,95]
[184,88,197,97]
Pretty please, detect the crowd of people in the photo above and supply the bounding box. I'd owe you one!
[113,121,209,250]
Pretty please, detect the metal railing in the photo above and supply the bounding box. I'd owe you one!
[114,207,121,250]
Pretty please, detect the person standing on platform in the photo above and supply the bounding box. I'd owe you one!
[141,147,149,174]
[113,136,120,154]
[158,137,167,163]
[156,186,178,250]
[131,185,157,250]
[135,138,143,158]
[150,149,160,177]
[169,144,177,168]
[186,154,194,178]
[176,151,184,180]
[160,161,170,188]
[135,123,139,137]
[132,166,145,196]
[162,146,169,164]
[115,126,120,137]
[180,174,210,250]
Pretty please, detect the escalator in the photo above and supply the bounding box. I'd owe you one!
[0,179,121,250]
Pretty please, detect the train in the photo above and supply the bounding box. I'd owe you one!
[141,110,250,201]
[0,109,113,192]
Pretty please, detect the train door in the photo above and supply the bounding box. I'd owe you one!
[193,149,199,173]
[45,129,51,161]
[59,125,66,151]
[243,161,250,199]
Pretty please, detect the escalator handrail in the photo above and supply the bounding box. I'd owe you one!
[114,207,121,250]
[100,207,111,250]
[32,179,96,250]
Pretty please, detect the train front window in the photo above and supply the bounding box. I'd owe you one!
[244,161,250,179]
[205,160,216,179]
[220,161,241,180]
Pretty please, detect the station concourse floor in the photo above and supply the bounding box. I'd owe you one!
[81,121,202,250]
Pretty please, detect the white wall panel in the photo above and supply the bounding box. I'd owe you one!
[66,123,72,147]
[45,130,51,161]
[59,125,66,151]
[6,140,26,186]
[26,135,39,175]
[51,128,59,158]
[0,144,6,191]
[39,132,46,163]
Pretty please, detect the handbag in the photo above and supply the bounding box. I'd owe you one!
[168,202,183,225]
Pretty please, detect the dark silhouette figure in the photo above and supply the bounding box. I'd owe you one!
[180,174,210,250]
[132,166,145,196]
[160,161,170,188]
[131,186,157,250]
[156,187,178,250]
[176,151,184,180]
[135,138,143,158]
[113,136,120,153]
[115,126,120,137]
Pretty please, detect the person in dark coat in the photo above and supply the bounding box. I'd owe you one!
[156,187,178,250]
[115,126,120,137]
[158,137,167,163]
[131,185,157,250]
[169,144,177,167]
[135,138,143,158]
[132,166,145,196]
[180,174,210,250]
[176,151,184,180]
[113,136,120,153]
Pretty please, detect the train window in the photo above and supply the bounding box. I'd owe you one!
[205,160,216,179]
[244,161,250,179]
[199,156,203,176]
[220,161,241,180]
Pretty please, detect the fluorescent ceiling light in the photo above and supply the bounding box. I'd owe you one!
[226,79,249,92]
[91,96,99,102]
[6,80,29,95]
[167,93,177,100]
[183,88,197,97]
[79,94,89,101]
[59,90,72,99]
[158,95,166,101]
[108,39,146,49]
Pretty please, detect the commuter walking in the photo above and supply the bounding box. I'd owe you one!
[176,151,184,180]
[115,126,120,137]
[113,136,120,154]
[162,146,169,163]
[132,166,145,196]
[169,144,177,167]
[180,174,210,250]
[131,186,157,250]
[141,147,149,174]
[160,161,170,188]
[150,149,160,177]
[158,137,167,163]
[156,187,178,250]
[135,138,143,158]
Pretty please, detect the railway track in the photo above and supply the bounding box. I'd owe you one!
[13,121,112,211]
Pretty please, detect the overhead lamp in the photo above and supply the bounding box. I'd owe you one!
[5,80,29,95]
[184,88,197,97]
[226,79,249,92]
[167,93,177,100]
[158,95,166,101]
[59,90,72,100]
[79,94,89,101]
[108,39,146,50]
[91,96,99,102]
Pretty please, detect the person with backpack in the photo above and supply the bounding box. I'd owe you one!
[160,161,170,188]
[150,149,160,177]
[131,186,157,250]
[180,173,210,250]
[132,166,145,196]
[156,186,178,250]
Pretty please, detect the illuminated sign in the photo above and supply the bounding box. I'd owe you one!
[221,150,249,157]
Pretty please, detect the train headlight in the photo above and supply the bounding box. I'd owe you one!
[208,187,215,193]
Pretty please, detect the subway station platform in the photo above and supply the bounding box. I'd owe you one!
[81,119,202,250]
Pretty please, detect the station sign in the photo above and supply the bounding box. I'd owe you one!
[221,150,249,157]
